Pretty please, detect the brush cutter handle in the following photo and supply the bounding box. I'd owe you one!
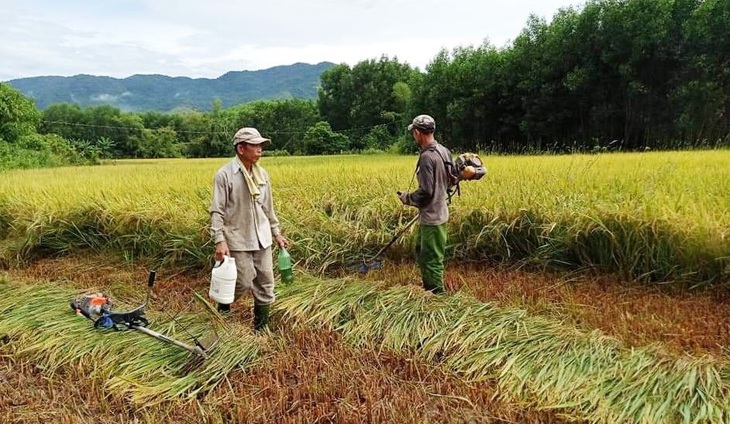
[144,270,156,306]
[70,300,91,319]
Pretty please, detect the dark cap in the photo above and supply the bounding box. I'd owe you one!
[407,114,436,132]
[232,127,271,146]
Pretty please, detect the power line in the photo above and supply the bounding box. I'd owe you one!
[40,120,400,139]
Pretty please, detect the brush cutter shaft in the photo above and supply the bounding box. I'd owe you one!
[132,325,206,357]
[358,214,420,273]
[370,214,419,260]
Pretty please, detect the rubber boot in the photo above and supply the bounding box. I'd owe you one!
[217,303,231,314]
[253,303,270,331]
[423,280,444,294]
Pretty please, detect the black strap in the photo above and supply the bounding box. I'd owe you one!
[430,144,460,203]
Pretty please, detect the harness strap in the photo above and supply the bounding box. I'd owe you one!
[429,144,460,204]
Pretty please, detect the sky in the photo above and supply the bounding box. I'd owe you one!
[1,0,586,82]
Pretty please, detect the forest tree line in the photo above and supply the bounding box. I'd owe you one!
[1,0,728,168]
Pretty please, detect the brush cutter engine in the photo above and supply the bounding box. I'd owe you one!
[71,293,149,330]
[455,153,487,181]
[71,293,112,318]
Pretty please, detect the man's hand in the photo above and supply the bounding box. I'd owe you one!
[274,234,290,249]
[397,191,408,204]
[214,241,230,262]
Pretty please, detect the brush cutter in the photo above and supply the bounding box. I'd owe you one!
[358,214,419,274]
[356,153,486,274]
[70,271,219,359]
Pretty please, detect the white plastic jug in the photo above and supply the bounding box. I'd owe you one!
[210,255,237,305]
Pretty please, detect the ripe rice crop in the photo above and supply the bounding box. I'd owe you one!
[0,151,728,286]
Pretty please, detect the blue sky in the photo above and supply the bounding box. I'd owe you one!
[1,0,585,81]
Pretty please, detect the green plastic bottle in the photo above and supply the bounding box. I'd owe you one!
[278,247,294,285]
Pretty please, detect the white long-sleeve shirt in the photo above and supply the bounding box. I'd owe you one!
[210,159,281,251]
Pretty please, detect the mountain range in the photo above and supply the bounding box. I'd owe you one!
[6,62,336,112]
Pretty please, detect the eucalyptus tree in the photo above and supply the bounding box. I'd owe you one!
[319,57,419,150]
[413,0,715,152]
[416,44,506,152]
[677,0,730,146]
[318,64,354,133]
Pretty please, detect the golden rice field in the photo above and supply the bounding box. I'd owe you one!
[1,150,728,285]
[1,150,730,423]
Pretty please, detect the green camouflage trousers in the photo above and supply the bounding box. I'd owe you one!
[415,224,447,293]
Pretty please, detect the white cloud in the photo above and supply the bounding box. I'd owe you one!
[0,0,585,81]
[90,92,132,103]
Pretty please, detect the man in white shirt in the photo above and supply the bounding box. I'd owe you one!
[210,127,290,330]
